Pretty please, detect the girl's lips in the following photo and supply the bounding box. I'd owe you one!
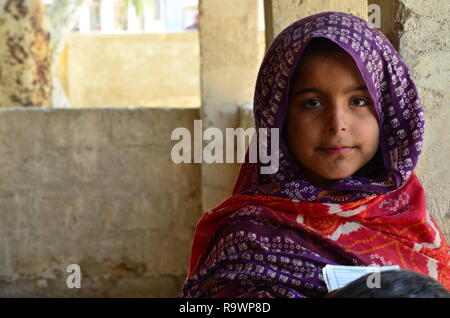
[318,147,355,155]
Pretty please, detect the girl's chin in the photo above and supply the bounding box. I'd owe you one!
[297,161,357,184]
[304,170,355,184]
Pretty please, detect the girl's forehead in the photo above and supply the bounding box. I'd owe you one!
[291,52,367,89]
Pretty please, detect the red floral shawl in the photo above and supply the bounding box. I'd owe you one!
[187,172,450,291]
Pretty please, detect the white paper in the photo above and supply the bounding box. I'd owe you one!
[322,264,401,292]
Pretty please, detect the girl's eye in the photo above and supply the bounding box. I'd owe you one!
[351,97,371,107]
[303,98,323,108]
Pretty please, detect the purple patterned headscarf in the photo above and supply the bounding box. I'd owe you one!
[237,11,424,203]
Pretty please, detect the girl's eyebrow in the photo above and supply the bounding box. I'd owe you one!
[294,85,368,95]
[343,85,368,94]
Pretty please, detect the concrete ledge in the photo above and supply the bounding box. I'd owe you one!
[0,107,201,297]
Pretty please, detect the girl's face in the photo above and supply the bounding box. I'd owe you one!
[286,50,380,184]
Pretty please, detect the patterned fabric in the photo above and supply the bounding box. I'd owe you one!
[237,11,424,203]
[179,12,449,298]
[180,173,449,297]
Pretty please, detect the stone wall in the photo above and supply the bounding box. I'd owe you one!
[0,107,201,297]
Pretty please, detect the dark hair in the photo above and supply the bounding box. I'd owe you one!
[329,270,450,298]
[291,37,345,84]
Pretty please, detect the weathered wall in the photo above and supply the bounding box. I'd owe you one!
[264,0,368,46]
[0,0,52,108]
[63,32,200,108]
[394,0,450,240]
[199,0,265,211]
[0,107,201,297]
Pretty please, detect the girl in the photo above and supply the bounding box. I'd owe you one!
[179,11,449,298]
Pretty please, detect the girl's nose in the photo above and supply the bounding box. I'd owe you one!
[326,103,348,134]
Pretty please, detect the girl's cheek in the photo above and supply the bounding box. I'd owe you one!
[290,120,307,135]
